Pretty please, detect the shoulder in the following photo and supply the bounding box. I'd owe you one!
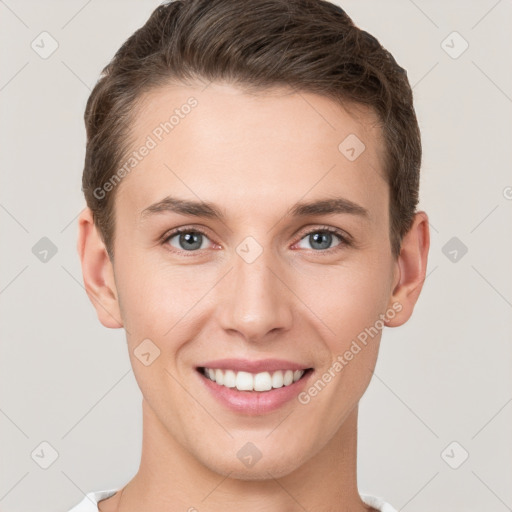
[66,489,119,512]
[360,493,399,512]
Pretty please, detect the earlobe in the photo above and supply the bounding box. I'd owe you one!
[385,211,430,328]
[77,207,123,329]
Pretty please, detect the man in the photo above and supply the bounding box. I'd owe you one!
[71,1,429,510]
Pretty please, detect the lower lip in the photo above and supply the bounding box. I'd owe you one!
[197,369,313,415]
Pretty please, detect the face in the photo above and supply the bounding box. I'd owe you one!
[94,81,403,478]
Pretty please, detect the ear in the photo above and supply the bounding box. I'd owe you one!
[385,211,430,327]
[76,207,123,329]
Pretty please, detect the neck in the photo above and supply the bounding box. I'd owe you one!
[112,400,372,512]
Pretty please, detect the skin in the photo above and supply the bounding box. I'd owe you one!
[77,81,429,512]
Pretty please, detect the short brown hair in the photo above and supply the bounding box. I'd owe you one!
[82,0,421,260]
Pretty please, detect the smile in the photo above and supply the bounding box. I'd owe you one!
[199,367,307,392]
[195,358,314,414]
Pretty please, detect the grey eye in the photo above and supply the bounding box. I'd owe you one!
[297,231,342,251]
[168,231,208,251]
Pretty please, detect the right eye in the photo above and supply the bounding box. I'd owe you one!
[163,228,214,252]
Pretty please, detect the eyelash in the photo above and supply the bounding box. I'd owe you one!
[161,225,352,255]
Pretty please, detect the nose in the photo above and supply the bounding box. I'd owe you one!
[216,245,293,343]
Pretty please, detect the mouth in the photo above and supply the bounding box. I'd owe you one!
[195,364,314,415]
[197,366,313,392]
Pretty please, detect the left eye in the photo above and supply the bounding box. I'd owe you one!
[296,229,344,251]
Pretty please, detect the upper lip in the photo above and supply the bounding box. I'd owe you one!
[197,358,312,373]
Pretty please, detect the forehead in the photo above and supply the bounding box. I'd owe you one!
[115,81,388,224]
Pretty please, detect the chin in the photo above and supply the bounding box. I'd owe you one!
[199,448,307,481]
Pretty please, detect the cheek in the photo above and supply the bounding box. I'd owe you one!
[304,257,391,344]
[298,263,390,422]
[115,249,199,336]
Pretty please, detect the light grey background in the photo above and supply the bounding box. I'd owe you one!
[1,1,511,511]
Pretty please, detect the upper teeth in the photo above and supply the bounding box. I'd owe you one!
[203,368,305,392]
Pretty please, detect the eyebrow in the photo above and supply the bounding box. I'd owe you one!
[140,195,369,221]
